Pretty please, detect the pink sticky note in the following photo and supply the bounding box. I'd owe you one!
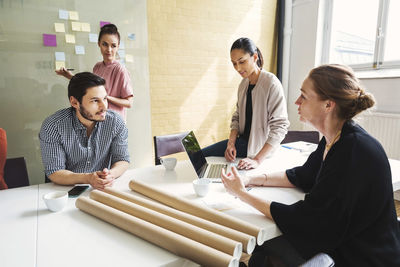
[100,21,111,28]
[43,34,57,47]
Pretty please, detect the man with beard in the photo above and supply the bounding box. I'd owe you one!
[39,72,130,189]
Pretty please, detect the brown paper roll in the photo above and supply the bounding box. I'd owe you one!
[90,190,242,259]
[129,179,265,245]
[103,187,256,253]
[76,196,238,267]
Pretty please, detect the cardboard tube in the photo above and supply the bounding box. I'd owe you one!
[76,197,238,267]
[103,187,256,253]
[90,190,242,259]
[129,179,266,245]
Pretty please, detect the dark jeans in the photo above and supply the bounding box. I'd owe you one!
[202,137,248,158]
[248,235,306,267]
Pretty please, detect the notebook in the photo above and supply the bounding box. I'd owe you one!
[181,131,227,182]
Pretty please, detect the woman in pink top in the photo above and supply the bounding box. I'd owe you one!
[56,24,133,121]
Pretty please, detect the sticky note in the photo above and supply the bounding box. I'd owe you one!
[75,45,85,55]
[71,21,81,31]
[118,50,125,58]
[81,23,91,32]
[55,52,66,61]
[119,41,125,49]
[43,34,57,47]
[65,34,76,44]
[125,54,133,62]
[127,33,136,41]
[54,23,65,33]
[59,9,68,20]
[55,61,65,70]
[100,21,110,28]
[89,33,98,43]
[69,11,79,21]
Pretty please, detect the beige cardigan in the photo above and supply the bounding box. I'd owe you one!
[230,70,289,158]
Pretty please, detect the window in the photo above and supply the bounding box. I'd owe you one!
[322,0,400,70]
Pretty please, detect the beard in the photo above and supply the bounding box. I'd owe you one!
[79,105,106,122]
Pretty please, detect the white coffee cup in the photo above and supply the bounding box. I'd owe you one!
[192,178,211,197]
[43,191,68,212]
[160,157,177,171]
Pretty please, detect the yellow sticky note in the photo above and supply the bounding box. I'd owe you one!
[71,21,81,31]
[54,23,65,32]
[81,23,91,32]
[65,34,76,44]
[69,11,79,20]
[125,54,133,62]
[55,61,65,70]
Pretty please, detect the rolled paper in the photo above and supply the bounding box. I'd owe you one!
[103,187,256,253]
[129,179,266,245]
[76,196,238,267]
[90,190,242,259]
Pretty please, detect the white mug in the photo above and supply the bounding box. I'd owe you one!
[43,191,68,212]
[160,157,177,171]
[192,178,211,197]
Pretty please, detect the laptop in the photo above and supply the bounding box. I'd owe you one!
[181,131,228,182]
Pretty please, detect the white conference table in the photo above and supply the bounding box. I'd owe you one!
[1,145,400,267]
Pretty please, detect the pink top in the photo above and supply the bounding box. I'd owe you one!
[93,60,133,120]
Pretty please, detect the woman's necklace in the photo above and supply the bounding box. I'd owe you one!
[325,130,341,152]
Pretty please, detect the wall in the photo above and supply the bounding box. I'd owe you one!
[286,0,321,131]
[286,0,400,162]
[0,0,152,185]
[147,0,278,159]
[287,0,400,129]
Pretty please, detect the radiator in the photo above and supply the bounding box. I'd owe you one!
[357,112,400,160]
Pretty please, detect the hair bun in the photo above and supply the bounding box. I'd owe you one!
[357,90,375,111]
[101,23,117,30]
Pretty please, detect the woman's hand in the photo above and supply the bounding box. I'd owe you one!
[225,142,237,162]
[221,167,249,198]
[237,157,260,170]
[55,67,73,79]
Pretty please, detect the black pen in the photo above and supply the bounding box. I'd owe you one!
[67,68,74,71]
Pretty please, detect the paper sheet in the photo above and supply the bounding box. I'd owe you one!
[71,21,81,31]
[81,23,91,32]
[75,45,85,55]
[89,33,98,43]
[54,23,65,33]
[100,21,110,28]
[58,9,68,20]
[125,54,133,62]
[69,11,79,21]
[65,34,75,44]
[128,33,136,41]
[55,52,65,61]
[76,196,238,267]
[43,34,56,47]
[55,61,65,70]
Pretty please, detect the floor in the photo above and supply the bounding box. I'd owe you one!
[395,200,400,217]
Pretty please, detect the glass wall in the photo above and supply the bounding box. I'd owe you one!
[0,0,151,184]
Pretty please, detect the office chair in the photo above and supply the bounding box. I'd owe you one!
[4,157,30,188]
[0,128,8,189]
[153,132,189,165]
[281,130,320,144]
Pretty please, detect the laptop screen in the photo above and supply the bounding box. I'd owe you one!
[181,131,207,176]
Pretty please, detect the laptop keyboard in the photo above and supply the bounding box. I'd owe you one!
[206,164,227,178]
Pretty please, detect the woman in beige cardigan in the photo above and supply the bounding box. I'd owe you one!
[202,37,289,170]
